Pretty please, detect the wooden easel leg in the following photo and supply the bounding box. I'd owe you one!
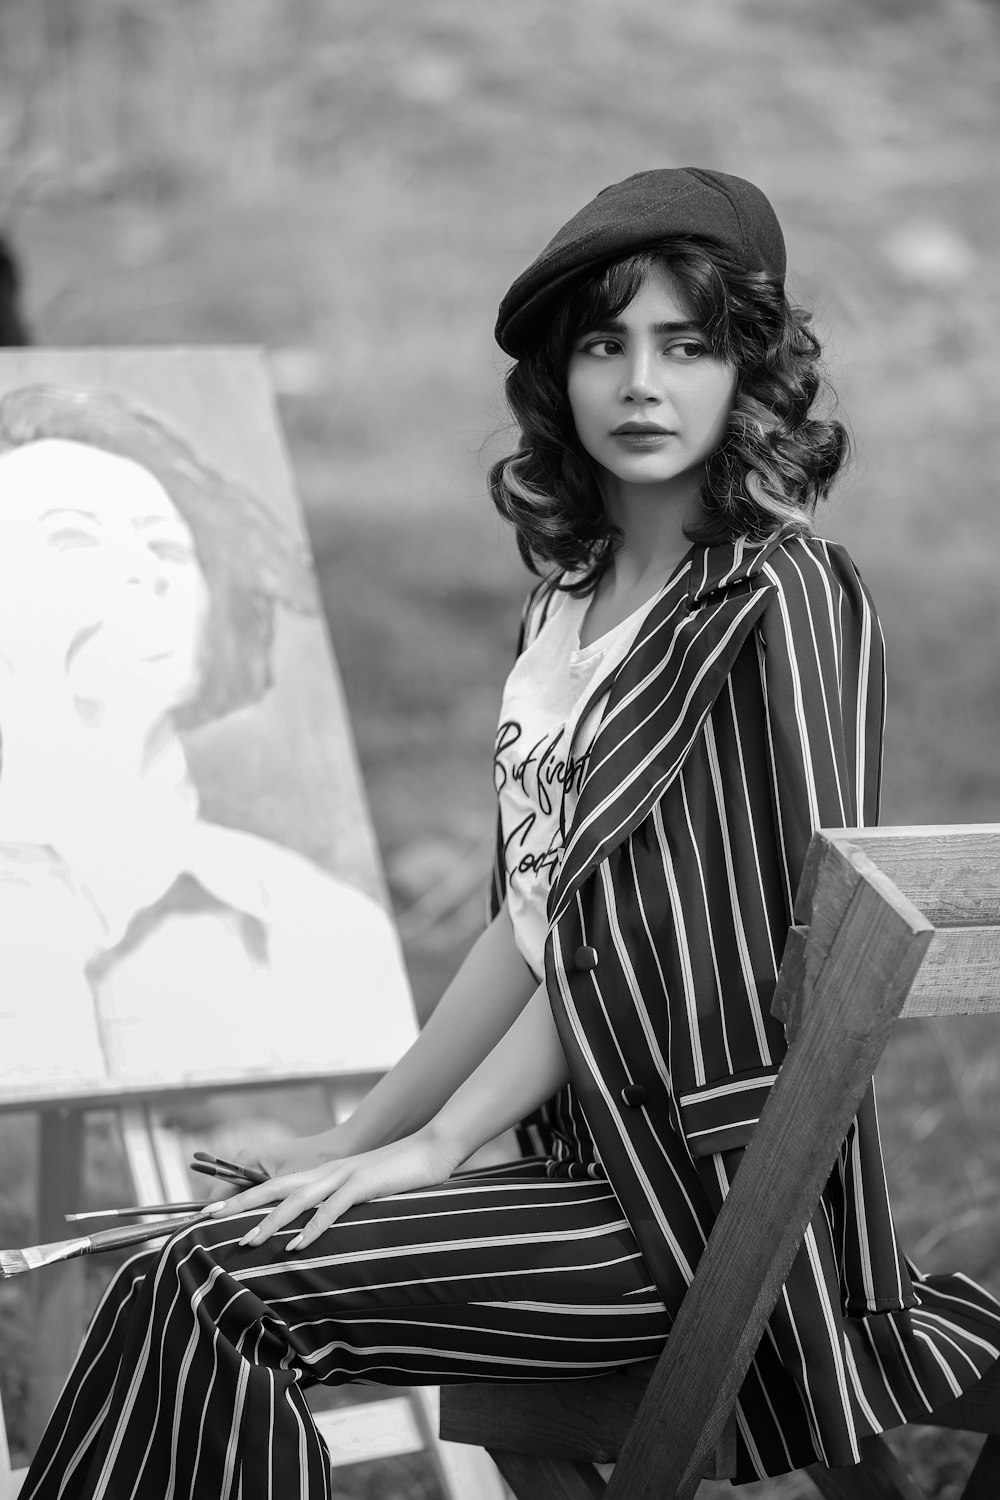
[26,1109,85,1449]
[410,1387,511,1500]
[118,1104,192,1203]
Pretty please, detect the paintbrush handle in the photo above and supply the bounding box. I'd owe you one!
[4,1213,211,1277]
[191,1153,268,1186]
[66,1202,205,1221]
[87,1212,207,1253]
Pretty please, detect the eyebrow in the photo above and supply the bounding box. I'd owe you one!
[585,318,702,336]
[39,507,101,524]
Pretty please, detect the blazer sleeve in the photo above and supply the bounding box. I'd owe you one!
[759,540,911,1313]
[758,539,886,916]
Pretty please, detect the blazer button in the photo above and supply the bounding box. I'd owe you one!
[573,945,599,971]
[621,1084,647,1107]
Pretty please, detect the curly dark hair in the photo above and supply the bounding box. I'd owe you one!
[489,237,849,590]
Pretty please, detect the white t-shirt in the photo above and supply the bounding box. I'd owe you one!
[494,585,660,978]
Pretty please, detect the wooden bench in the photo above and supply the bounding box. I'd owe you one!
[440,824,1000,1499]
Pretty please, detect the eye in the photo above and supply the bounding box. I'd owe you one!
[148,539,195,565]
[668,340,709,360]
[580,337,623,358]
[46,528,101,551]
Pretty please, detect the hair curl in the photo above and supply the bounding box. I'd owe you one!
[489,237,849,590]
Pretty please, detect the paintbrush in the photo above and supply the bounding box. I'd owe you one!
[60,1156,270,1227]
[0,1212,206,1279]
[66,1201,205,1221]
[190,1151,268,1186]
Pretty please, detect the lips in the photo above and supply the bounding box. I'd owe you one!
[611,422,674,435]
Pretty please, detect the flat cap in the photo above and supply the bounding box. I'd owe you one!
[496,167,785,357]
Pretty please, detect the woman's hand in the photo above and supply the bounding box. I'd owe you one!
[199,1125,358,1202]
[253,1126,356,1179]
[203,1127,462,1253]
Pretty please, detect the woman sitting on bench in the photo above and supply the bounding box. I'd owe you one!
[21,168,1000,1498]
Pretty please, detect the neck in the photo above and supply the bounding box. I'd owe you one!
[600,471,702,589]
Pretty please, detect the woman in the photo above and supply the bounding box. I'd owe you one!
[21,168,1000,1495]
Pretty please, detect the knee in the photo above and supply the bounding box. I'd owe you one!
[156,1209,275,1275]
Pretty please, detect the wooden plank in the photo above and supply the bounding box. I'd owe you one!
[490,1450,606,1500]
[898,927,1000,1017]
[440,1376,732,1483]
[120,1105,194,1203]
[771,925,810,1035]
[604,835,933,1500]
[440,1370,651,1463]
[816,826,1000,927]
[0,1067,384,1116]
[779,925,1000,1025]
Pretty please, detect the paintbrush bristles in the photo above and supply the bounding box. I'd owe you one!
[0,1248,31,1278]
[0,1237,90,1277]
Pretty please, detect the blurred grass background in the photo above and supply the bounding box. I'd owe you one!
[1,0,999,1494]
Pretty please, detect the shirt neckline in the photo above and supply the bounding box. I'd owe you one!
[573,548,694,657]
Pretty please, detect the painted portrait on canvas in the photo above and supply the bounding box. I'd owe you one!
[0,383,414,1096]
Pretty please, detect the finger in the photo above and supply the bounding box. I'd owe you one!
[285,1182,361,1252]
[202,1171,303,1220]
[237,1171,349,1248]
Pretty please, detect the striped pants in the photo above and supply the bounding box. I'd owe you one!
[21,1160,668,1500]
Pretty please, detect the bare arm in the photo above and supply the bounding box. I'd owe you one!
[208,979,570,1248]
[423,979,570,1164]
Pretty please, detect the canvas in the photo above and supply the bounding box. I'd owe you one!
[0,349,416,1108]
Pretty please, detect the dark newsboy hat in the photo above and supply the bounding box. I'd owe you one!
[495,167,786,357]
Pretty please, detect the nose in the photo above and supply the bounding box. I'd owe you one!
[122,542,169,596]
[619,345,661,404]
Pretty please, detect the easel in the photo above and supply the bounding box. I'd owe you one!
[0,349,506,1499]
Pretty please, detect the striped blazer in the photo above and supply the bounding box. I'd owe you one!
[488,532,997,1471]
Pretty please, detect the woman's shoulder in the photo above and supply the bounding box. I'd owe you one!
[755,532,877,611]
[758,531,863,581]
[748,532,882,660]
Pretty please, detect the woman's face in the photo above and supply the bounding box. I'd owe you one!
[0,439,209,715]
[566,263,736,505]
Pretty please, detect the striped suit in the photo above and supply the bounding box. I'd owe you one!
[21,1162,672,1500]
[21,534,1000,1495]
[501,532,1000,1475]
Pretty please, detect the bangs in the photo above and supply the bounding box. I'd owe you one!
[555,241,733,359]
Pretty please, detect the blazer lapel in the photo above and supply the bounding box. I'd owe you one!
[549,535,784,924]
